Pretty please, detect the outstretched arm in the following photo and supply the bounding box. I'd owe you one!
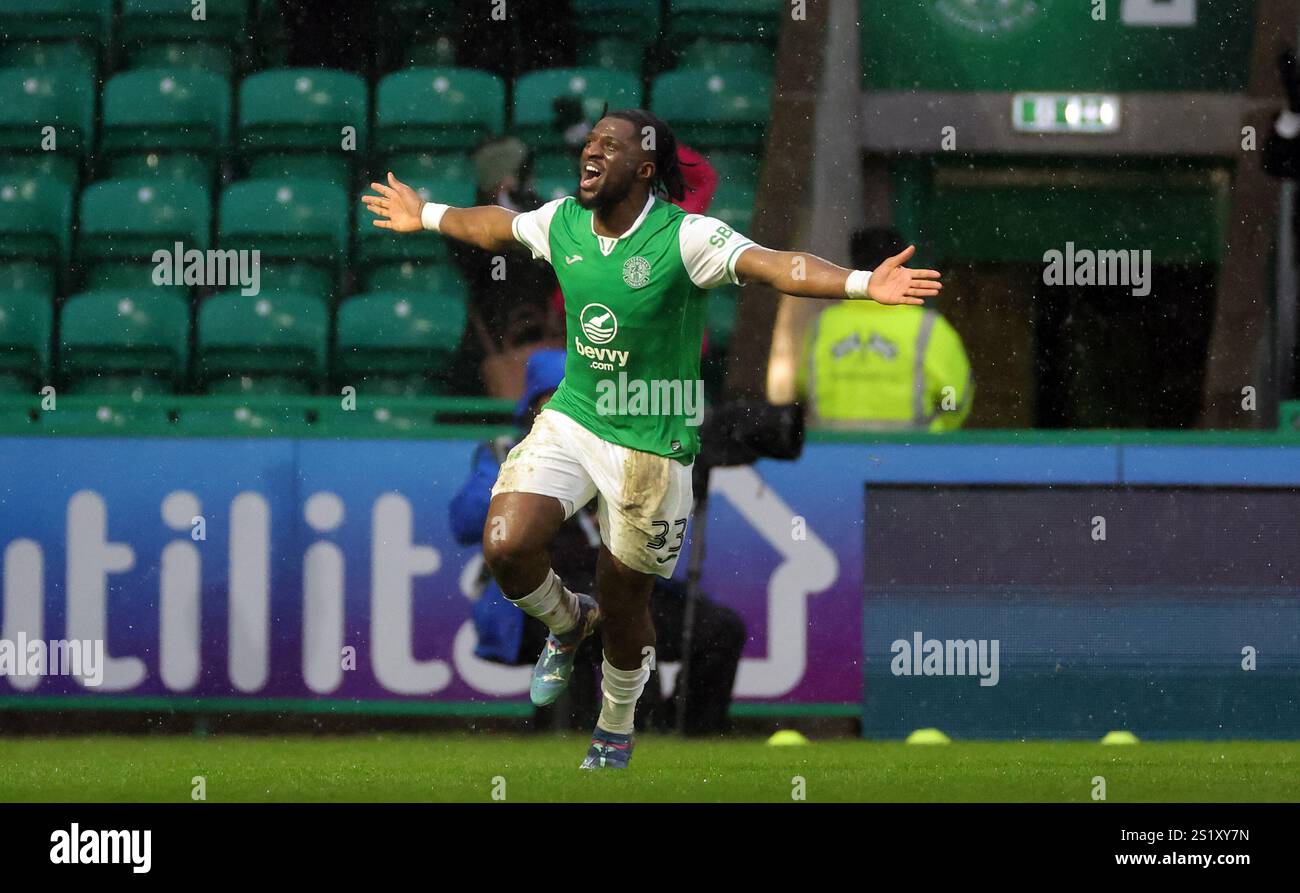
[362,172,520,253]
[734,244,942,305]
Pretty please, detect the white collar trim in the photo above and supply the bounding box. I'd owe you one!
[591,193,656,256]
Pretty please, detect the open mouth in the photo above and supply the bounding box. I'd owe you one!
[579,162,603,191]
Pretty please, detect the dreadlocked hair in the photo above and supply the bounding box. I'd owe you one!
[601,106,692,202]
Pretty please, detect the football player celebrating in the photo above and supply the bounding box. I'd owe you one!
[362,109,941,769]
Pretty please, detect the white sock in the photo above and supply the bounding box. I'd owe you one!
[597,654,650,735]
[505,569,579,635]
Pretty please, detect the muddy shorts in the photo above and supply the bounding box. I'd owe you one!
[490,408,694,578]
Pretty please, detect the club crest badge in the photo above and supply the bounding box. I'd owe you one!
[622,256,651,289]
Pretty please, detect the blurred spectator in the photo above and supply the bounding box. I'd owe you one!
[447,137,561,397]
[796,228,973,431]
[449,350,746,735]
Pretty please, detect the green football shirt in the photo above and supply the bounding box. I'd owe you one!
[512,194,754,463]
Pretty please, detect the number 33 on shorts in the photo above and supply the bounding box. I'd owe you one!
[647,518,687,564]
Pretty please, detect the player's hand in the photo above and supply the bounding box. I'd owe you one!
[867,245,942,306]
[362,172,425,233]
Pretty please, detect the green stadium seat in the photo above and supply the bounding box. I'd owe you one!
[513,68,641,152]
[100,69,232,184]
[0,66,96,181]
[667,0,782,44]
[239,69,367,154]
[119,0,249,45]
[0,41,98,73]
[362,261,468,297]
[198,291,328,395]
[218,178,348,270]
[109,152,216,185]
[125,41,236,78]
[379,151,476,187]
[256,260,335,300]
[0,175,73,271]
[651,69,771,150]
[357,176,473,266]
[403,35,459,68]
[0,262,56,300]
[0,291,53,393]
[246,154,352,188]
[0,0,113,47]
[571,0,660,45]
[576,37,645,74]
[0,154,81,189]
[710,179,755,234]
[335,290,467,396]
[676,38,773,72]
[375,68,505,156]
[239,69,368,188]
[77,179,212,288]
[59,289,190,395]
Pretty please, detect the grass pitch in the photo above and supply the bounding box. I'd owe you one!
[0,735,1296,803]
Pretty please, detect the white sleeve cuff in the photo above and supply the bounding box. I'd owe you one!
[725,242,754,285]
[845,269,872,299]
[421,202,449,232]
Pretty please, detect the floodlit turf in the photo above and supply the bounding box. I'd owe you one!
[0,735,1297,803]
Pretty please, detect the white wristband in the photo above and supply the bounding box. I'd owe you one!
[845,269,872,300]
[421,202,449,232]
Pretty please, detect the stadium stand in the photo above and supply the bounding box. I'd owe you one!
[119,0,250,75]
[0,289,52,394]
[198,289,327,394]
[0,0,114,54]
[335,290,467,396]
[0,0,776,410]
[217,177,348,273]
[78,178,211,290]
[238,67,366,186]
[0,63,95,186]
[59,288,190,394]
[0,172,72,295]
[100,68,232,185]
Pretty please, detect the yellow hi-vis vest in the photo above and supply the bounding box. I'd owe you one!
[796,301,973,432]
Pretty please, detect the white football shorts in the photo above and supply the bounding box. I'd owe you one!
[490,408,694,578]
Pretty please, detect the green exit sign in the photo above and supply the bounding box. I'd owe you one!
[1013,93,1121,134]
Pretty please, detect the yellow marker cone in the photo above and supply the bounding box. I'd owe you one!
[905,728,951,744]
[767,729,810,746]
[1100,730,1140,745]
